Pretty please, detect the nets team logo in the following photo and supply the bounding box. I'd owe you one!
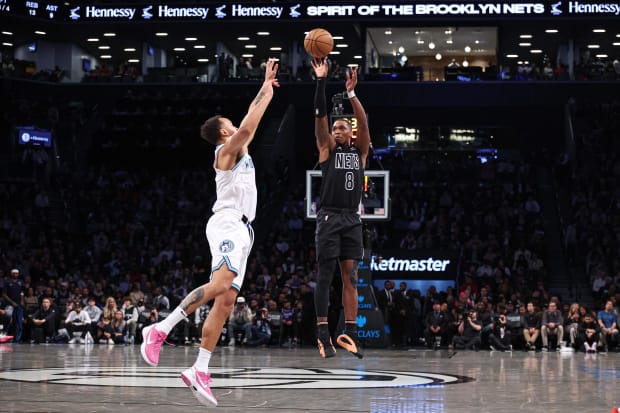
[219,240,235,253]
[0,367,473,388]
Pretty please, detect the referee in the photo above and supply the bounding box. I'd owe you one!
[311,58,370,359]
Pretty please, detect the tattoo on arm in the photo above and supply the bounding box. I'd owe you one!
[253,91,266,106]
[180,287,205,311]
[349,261,359,286]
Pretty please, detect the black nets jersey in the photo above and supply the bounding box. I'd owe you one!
[319,144,364,211]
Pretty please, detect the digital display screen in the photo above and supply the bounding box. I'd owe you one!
[17,126,52,147]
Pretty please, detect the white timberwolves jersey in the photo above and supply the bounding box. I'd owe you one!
[212,145,257,222]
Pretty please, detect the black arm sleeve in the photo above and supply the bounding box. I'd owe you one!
[314,77,327,118]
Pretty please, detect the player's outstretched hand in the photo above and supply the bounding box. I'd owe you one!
[264,58,280,88]
[311,58,329,78]
[345,65,358,92]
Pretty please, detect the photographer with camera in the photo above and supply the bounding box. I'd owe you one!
[452,309,482,350]
[488,303,512,352]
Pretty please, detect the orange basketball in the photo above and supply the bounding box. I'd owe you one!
[304,28,334,58]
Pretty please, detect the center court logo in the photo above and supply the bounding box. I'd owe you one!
[0,367,473,388]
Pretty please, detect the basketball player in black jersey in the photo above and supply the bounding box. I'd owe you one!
[311,58,370,359]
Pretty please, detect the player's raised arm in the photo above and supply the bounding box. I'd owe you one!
[223,58,280,155]
[346,66,370,168]
[312,58,335,163]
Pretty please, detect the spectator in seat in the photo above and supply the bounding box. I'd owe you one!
[564,303,581,349]
[597,300,619,352]
[121,297,139,344]
[103,310,126,345]
[84,296,102,339]
[279,300,295,346]
[65,301,91,343]
[28,297,57,343]
[577,313,600,353]
[522,302,541,351]
[541,301,564,351]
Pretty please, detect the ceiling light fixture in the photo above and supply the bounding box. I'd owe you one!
[545,29,559,33]
[241,54,253,58]
[124,48,136,52]
[173,47,185,51]
[462,59,469,67]
[329,50,341,55]
[429,42,436,49]
[384,30,392,35]
[592,29,606,33]
[435,53,442,60]
[34,30,46,35]
[1,31,13,35]
[595,54,608,58]
[128,59,140,63]
[530,49,543,53]
[198,58,209,62]
[398,46,405,53]
[87,38,99,42]
[100,55,112,59]
[587,44,600,48]
[193,45,206,49]
[185,37,197,41]
[519,34,533,38]
[270,47,282,51]
[464,46,471,53]
[245,44,257,49]
[155,32,168,37]
[98,46,110,50]
[336,44,349,48]
[519,43,532,46]
[237,36,250,41]
[354,55,362,59]
[103,33,116,37]
[446,39,453,44]
[2,42,13,46]
[257,31,270,36]
[332,36,344,40]
[506,54,519,58]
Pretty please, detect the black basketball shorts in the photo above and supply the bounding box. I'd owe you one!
[315,210,363,262]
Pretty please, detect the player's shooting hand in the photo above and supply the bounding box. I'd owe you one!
[311,58,329,78]
[264,58,280,88]
[345,65,358,92]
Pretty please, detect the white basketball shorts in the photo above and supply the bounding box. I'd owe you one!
[206,210,254,291]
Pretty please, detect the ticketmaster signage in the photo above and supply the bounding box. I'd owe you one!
[62,1,620,21]
[369,251,457,280]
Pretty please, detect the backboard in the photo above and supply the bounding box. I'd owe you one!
[305,170,390,221]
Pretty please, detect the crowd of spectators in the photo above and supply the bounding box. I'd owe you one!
[562,98,620,314]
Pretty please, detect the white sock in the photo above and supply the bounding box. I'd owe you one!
[194,347,212,372]
[157,307,187,334]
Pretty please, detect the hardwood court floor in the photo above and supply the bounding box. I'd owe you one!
[0,343,618,413]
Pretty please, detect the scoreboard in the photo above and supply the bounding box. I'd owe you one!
[0,0,62,19]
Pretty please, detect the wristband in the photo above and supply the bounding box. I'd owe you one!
[347,90,356,99]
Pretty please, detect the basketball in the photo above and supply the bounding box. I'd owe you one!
[304,28,334,58]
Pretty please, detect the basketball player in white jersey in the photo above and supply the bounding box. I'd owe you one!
[140,58,279,406]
